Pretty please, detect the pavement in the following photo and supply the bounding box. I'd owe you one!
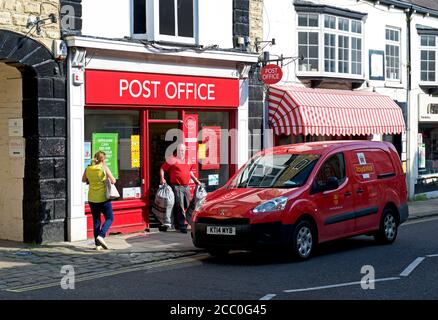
[0,199,438,294]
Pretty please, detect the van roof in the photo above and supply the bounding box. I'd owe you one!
[264,140,393,155]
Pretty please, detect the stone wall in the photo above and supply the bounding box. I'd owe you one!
[0,0,61,49]
[249,0,263,52]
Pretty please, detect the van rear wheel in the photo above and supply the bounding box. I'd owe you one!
[291,220,315,260]
[374,208,398,244]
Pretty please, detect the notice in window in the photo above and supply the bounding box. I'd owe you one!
[131,135,140,168]
[370,50,384,79]
[201,126,221,170]
[92,133,119,179]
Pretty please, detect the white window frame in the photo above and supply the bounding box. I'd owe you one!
[420,35,437,84]
[296,13,364,79]
[131,0,199,45]
[385,27,401,81]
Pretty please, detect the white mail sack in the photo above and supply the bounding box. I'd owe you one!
[152,184,174,226]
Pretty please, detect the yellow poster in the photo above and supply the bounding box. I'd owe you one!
[131,135,140,168]
[198,144,206,160]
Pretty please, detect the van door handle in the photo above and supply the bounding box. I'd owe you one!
[344,191,352,197]
[356,189,365,194]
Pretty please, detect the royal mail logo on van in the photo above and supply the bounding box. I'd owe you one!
[354,164,375,175]
[85,70,240,107]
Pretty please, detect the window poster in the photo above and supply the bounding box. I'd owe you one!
[208,174,219,186]
[419,144,426,169]
[84,142,91,160]
[201,126,221,170]
[92,133,119,179]
[84,141,92,167]
[131,135,140,168]
[183,114,198,197]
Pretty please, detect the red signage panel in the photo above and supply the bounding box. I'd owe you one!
[183,113,199,197]
[85,70,240,107]
[260,64,283,85]
[201,126,221,170]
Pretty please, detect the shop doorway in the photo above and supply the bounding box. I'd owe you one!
[0,63,24,241]
[148,121,182,228]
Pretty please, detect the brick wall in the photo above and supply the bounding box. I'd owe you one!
[0,0,61,48]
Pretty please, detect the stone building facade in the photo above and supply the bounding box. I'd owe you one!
[0,0,71,243]
[234,0,266,158]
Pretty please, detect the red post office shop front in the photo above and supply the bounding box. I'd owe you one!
[83,70,240,237]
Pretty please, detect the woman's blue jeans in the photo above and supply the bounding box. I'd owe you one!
[89,201,114,245]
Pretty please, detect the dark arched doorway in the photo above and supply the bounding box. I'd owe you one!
[0,29,67,243]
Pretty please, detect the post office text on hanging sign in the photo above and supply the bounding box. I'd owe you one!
[260,64,283,85]
[85,70,240,107]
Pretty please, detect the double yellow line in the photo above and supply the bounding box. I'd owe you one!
[7,254,208,293]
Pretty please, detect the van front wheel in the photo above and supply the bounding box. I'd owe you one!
[374,208,398,244]
[291,220,315,260]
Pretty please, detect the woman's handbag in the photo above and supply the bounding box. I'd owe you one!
[105,178,120,200]
[103,165,120,200]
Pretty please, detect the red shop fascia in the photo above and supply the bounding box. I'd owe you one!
[84,69,241,237]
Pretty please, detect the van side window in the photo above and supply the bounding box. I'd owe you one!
[315,153,346,188]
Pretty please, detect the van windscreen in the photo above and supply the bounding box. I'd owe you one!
[230,154,321,189]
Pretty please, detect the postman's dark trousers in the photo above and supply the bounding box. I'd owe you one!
[170,185,191,230]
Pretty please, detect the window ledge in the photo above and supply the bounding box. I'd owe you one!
[296,72,365,81]
[384,81,404,88]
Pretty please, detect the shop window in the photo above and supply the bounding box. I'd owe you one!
[189,111,230,192]
[84,110,142,202]
[416,125,438,193]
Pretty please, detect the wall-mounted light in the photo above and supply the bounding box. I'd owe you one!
[254,38,275,53]
[26,13,57,35]
[237,63,252,79]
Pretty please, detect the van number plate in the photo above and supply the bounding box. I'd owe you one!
[206,226,236,235]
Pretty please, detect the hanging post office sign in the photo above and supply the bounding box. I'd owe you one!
[85,70,240,107]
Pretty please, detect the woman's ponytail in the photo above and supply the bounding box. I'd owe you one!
[92,151,106,165]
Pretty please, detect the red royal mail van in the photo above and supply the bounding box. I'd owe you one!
[191,141,408,260]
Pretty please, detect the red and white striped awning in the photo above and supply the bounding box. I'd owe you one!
[268,86,406,136]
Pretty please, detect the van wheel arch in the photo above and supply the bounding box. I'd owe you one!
[294,214,319,244]
[383,202,400,225]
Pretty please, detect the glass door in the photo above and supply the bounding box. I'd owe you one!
[147,112,183,228]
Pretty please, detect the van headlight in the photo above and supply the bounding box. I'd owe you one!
[252,197,288,214]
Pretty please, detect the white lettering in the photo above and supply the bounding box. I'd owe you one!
[60,265,75,290]
[129,80,143,98]
[120,79,129,97]
[198,83,207,100]
[142,80,151,98]
[178,82,185,100]
[361,265,375,290]
[165,82,178,99]
[207,84,215,100]
[170,304,204,318]
[186,83,194,100]
[151,81,161,98]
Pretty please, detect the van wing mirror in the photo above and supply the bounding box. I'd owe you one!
[324,176,339,192]
[313,176,339,193]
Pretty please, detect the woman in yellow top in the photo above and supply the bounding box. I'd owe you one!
[82,151,117,250]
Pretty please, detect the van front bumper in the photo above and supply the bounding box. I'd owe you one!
[399,203,409,224]
[192,219,295,250]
